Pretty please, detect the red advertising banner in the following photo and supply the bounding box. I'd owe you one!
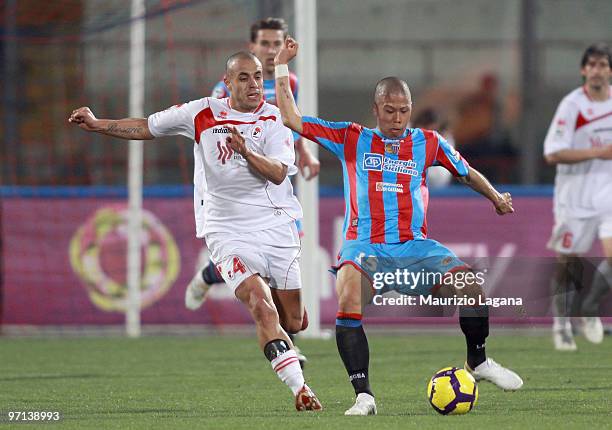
[2,194,610,326]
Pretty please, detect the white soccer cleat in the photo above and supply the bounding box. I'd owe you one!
[553,327,577,351]
[184,270,211,311]
[344,393,377,416]
[466,358,523,391]
[581,317,604,344]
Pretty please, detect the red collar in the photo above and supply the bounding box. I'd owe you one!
[227,98,265,114]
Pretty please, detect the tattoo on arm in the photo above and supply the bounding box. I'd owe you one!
[278,82,290,100]
[106,123,143,136]
[101,119,154,140]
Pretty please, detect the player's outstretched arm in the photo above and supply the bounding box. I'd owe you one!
[226,127,288,185]
[274,37,303,134]
[458,166,514,215]
[545,146,612,165]
[68,107,154,140]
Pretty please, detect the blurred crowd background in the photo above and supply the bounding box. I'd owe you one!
[1,0,611,188]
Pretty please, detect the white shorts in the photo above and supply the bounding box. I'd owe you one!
[205,222,302,292]
[547,215,612,254]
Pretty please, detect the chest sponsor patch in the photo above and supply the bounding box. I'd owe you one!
[375,182,404,193]
[363,153,418,176]
[363,153,383,170]
[213,127,231,134]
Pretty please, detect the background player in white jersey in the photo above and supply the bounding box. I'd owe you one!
[185,17,319,367]
[543,42,612,351]
[68,51,322,411]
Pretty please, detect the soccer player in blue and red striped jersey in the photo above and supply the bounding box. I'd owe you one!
[275,38,524,415]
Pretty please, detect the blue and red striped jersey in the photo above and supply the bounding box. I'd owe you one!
[301,117,470,244]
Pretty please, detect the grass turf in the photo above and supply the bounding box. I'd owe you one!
[1,332,611,429]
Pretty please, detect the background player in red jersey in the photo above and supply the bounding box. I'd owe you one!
[543,42,612,351]
[275,37,522,416]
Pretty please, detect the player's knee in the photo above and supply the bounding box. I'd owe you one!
[337,289,360,312]
[336,281,362,312]
[335,265,370,312]
[453,270,484,300]
[237,281,279,327]
[281,307,307,334]
[283,317,303,334]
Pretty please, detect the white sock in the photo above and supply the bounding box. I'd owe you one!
[270,350,304,396]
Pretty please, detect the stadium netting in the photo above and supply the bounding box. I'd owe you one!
[1,0,299,333]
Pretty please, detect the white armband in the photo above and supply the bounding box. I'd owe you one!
[274,64,289,79]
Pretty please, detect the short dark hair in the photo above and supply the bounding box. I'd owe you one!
[250,17,288,43]
[580,42,611,67]
[374,77,411,101]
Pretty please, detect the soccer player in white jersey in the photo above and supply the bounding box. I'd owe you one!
[68,51,322,411]
[544,42,612,351]
[184,19,319,369]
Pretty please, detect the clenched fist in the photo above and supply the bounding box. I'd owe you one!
[68,107,99,131]
[226,126,251,158]
[274,37,299,65]
[494,192,514,215]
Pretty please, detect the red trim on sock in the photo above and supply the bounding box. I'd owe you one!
[336,312,362,320]
[275,359,299,373]
[273,354,297,371]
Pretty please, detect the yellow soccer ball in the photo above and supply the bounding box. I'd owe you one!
[427,367,478,415]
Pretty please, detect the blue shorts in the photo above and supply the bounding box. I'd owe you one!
[332,239,468,296]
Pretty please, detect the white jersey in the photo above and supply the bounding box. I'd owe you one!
[543,86,612,218]
[148,97,302,238]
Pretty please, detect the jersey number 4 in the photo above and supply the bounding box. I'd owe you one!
[232,257,247,275]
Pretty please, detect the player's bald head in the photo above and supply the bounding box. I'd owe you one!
[374,77,412,103]
[225,51,261,77]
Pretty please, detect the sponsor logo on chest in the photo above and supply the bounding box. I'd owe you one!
[375,182,404,193]
[363,153,419,176]
[213,127,231,134]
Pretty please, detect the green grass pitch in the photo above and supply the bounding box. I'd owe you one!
[1,332,611,429]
